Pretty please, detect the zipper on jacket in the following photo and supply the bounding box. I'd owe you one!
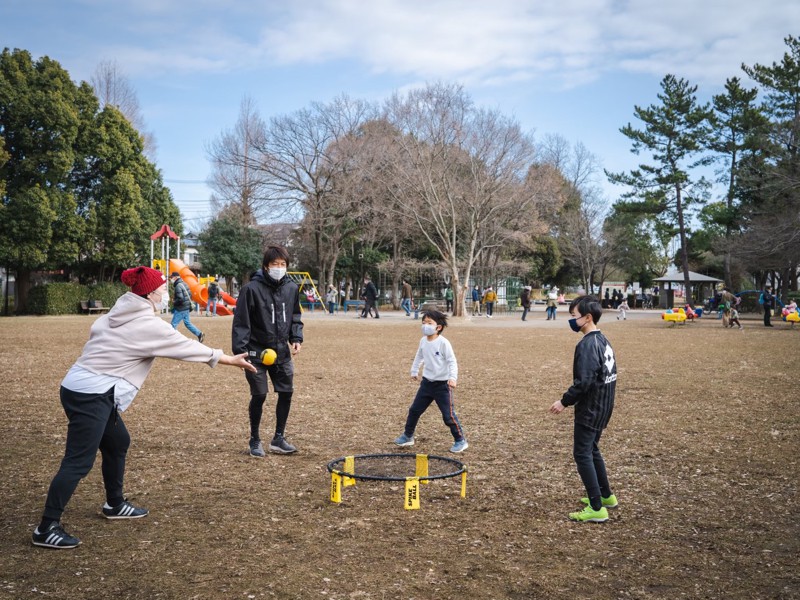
[270,303,275,324]
[282,302,286,323]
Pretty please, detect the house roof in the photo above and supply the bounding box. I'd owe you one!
[653,270,723,284]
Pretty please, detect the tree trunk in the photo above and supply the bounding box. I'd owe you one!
[450,265,462,317]
[676,185,692,301]
[15,269,32,315]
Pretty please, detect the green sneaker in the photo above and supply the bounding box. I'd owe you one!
[581,494,618,508]
[569,505,609,523]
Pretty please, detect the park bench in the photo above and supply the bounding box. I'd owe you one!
[80,300,109,314]
[419,300,447,312]
[344,300,365,313]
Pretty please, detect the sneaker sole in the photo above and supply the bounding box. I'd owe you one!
[249,451,265,458]
[395,441,415,447]
[570,516,609,523]
[450,444,469,453]
[32,539,80,549]
[103,512,148,520]
[268,446,297,454]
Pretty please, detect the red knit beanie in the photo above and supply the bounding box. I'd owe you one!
[121,266,167,296]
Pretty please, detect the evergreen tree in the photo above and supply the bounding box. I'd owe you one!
[198,213,263,291]
[706,77,769,288]
[0,49,84,311]
[739,35,800,293]
[607,74,714,301]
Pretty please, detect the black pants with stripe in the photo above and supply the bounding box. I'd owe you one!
[404,378,465,442]
[42,386,130,522]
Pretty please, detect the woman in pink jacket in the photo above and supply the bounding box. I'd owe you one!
[32,266,255,550]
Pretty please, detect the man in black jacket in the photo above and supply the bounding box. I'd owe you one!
[232,246,303,456]
[170,272,204,342]
[760,285,776,327]
[360,276,380,319]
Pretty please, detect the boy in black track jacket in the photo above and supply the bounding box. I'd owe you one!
[232,246,303,456]
[550,295,618,523]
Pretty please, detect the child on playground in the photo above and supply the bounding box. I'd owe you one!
[728,305,743,330]
[394,310,468,453]
[616,298,629,320]
[549,295,617,523]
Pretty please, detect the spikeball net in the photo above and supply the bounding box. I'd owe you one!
[326,453,467,510]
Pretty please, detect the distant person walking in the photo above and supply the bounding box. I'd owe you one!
[170,272,204,343]
[361,276,379,319]
[482,286,497,318]
[759,285,776,327]
[444,285,454,313]
[546,287,559,320]
[325,284,338,315]
[471,286,482,316]
[401,280,413,316]
[205,280,220,317]
[520,286,532,321]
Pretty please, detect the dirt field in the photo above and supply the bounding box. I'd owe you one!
[0,307,798,600]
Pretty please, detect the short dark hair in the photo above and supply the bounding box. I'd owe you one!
[422,310,448,330]
[569,295,603,323]
[262,245,290,267]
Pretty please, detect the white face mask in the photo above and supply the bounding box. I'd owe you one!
[268,267,286,280]
[422,323,438,336]
[151,291,168,311]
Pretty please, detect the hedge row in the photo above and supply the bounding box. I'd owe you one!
[27,282,128,315]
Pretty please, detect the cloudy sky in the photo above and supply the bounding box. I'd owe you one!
[2,1,796,229]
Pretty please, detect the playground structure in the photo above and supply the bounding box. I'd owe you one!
[150,225,236,316]
[662,307,688,325]
[327,453,467,510]
[288,272,324,312]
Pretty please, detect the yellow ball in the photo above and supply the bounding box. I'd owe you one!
[260,348,277,366]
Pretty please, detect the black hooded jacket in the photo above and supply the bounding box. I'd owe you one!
[232,270,303,365]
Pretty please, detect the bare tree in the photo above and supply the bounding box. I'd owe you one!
[250,95,375,278]
[382,82,556,316]
[206,96,272,227]
[540,137,615,293]
[559,189,615,294]
[90,60,156,157]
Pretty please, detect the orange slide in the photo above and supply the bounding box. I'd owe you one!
[168,258,236,316]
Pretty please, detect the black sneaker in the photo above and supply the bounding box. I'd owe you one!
[249,438,265,457]
[198,332,206,343]
[269,434,297,454]
[102,500,149,519]
[32,522,80,549]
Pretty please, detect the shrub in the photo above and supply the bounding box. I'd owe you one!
[26,282,127,315]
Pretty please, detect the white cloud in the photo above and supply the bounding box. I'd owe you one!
[22,0,793,92]
[252,0,798,88]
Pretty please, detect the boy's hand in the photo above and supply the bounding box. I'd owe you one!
[448,379,457,389]
[410,375,419,383]
[549,400,565,414]
[291,342,301,355]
